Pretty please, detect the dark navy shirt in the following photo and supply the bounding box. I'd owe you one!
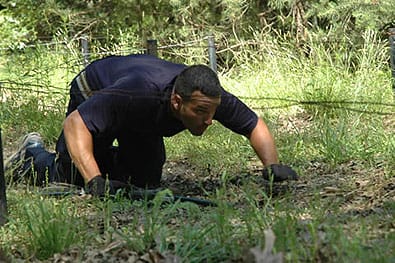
[77,54,258,146]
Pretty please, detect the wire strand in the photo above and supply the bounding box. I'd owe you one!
[1,82,393,115]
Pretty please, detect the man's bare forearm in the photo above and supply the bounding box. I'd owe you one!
[63,110,101,183]
[248,118,279,167]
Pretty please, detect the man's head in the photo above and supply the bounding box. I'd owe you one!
[171,65,222,136]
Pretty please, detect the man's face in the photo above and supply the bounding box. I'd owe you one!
[172,90,221,136]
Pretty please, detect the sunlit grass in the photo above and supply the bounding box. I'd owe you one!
[0,31,393,262]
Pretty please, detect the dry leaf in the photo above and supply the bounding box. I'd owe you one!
[248,229,283,263]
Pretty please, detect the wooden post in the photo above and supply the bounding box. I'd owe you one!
[207,34,217,73]
[0,128,8,226]
[81,35,90,67]
[389,28,395,92]
[146,39,158,57]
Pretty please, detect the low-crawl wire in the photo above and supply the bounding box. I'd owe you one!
[1,82,393,115]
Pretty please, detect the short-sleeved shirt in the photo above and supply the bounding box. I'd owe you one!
[77,54,258,148]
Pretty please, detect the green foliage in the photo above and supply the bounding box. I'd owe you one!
[24,198,83,260]
[0,3,393,261]
[0,12,31,49]
[0,0,255,48]
[0,42,75,142]
[1,0,394,56]
[0,0,73,41]
[308,0,395,32]
[165,125,253,176]
[117,189,179,253]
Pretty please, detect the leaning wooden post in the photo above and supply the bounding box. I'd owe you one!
[207,34,217,73]
[389,28,395,92]
[0,127,8,226]
[81,35,90,67]
[146,39,158,57]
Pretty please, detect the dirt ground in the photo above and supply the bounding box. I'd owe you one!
[1,116,394,262]
[44,159,393,263]
[1,157,392,263]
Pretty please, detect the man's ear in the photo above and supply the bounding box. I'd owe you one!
[171,93,183,110]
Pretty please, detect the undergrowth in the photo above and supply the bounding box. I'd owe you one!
[0,30,394,262]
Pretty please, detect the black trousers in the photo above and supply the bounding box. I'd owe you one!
[27,77,165,188]
[26,136,165,188]
[52,133,165,188]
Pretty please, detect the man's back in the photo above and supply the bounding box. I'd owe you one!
[84,54,186,92]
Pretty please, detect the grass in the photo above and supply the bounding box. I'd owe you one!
[24,198,83,259]
[0,31,394,262]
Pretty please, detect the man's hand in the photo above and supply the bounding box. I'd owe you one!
[262,164,298,182]
[86,176,128,197]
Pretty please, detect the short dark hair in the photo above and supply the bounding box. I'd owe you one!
[174,65,222,100]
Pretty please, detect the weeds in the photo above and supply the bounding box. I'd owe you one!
[0,30,393,262]
[24,197,83,259]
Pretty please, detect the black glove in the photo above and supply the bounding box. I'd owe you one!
[262,164,298,182]
[86,176,128,197]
